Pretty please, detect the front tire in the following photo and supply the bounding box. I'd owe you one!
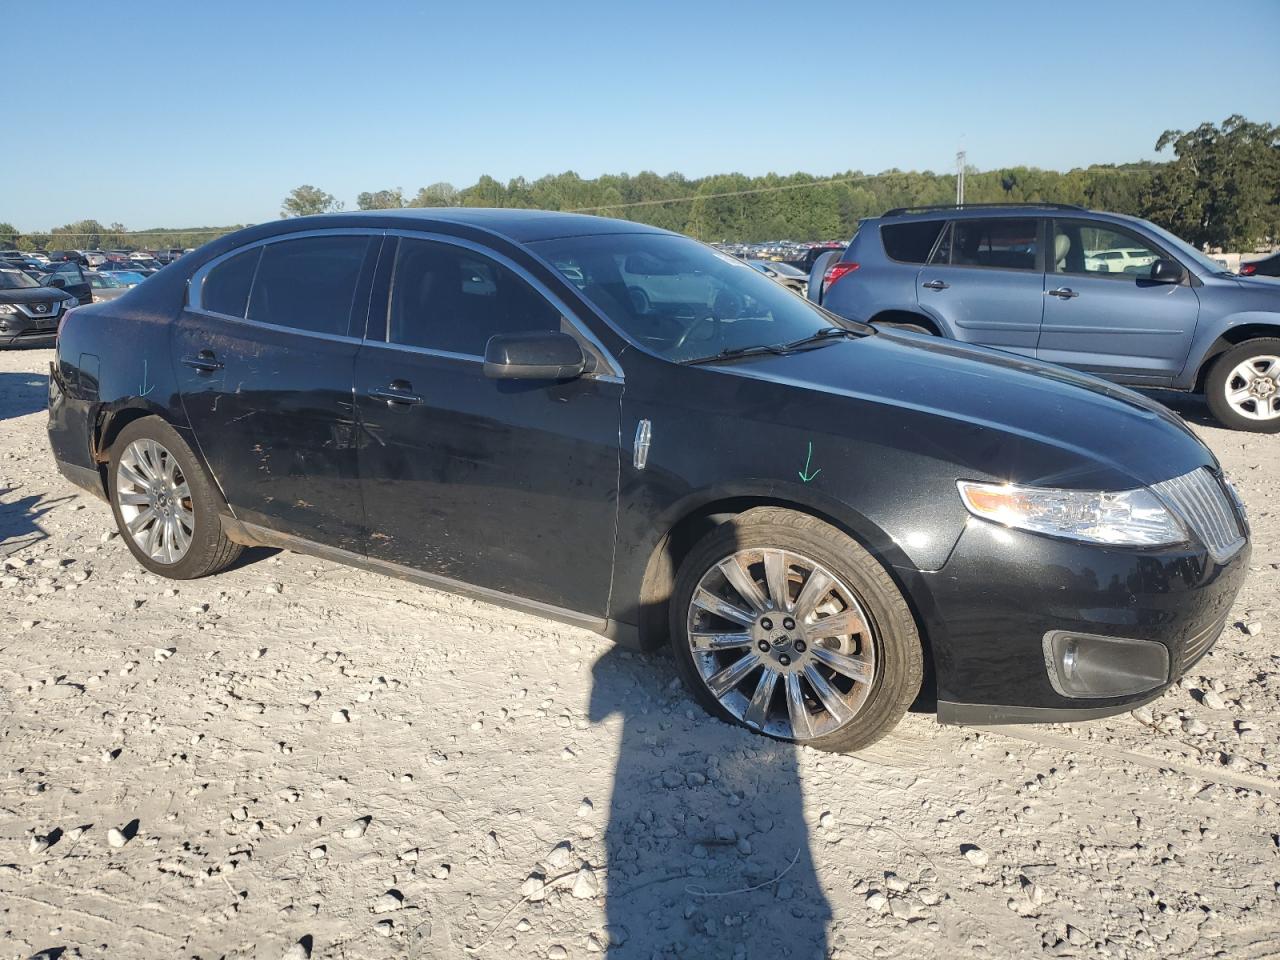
[108,417,242,578]
[669,508,923,753]
[1205,339,1280,432]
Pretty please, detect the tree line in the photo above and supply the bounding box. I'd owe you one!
[5,116,1275,255]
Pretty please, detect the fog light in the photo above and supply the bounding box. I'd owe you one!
[1043,631,1169,699]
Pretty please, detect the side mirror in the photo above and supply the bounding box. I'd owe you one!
[1149,258,1184,284]
[45,276,66,289]
[484,331,587,381]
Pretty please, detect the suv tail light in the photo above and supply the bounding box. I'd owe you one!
[1239,263,1257,276]
[823,261,860,293]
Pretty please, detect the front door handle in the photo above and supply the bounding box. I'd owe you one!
[1047,287,1079,299]
[369,382,423,406]
[182,350,223,372]
[921,279,950,291]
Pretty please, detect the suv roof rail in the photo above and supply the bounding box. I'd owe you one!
[881,202,1086,217]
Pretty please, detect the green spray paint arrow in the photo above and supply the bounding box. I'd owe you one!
[798,441,821,483]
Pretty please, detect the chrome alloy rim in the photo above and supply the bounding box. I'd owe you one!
[686,549,877,741]
[116,439,195,564]
[1225,355,1280,421]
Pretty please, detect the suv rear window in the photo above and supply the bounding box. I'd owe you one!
[880,220,944,264]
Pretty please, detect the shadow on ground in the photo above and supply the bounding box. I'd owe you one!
[0,369,49,420]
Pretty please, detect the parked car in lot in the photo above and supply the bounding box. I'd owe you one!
[87,271,130,301]
[813,203,1280,431]
[95,268,150,287]
[748,259,807,293]
[0,266,77,347]
[49,209,1249,751]
[38,261,93,305]
[1239,251,1280,279]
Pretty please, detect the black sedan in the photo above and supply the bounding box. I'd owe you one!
[0,266,77,347]
[47,210,1250,751]
[1239,251,1280,279]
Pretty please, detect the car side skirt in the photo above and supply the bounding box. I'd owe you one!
[233,520,642,648]
[937,688,1164,726]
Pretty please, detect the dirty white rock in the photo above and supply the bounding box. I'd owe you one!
[962,845,989,867]
[372,889,404,914]
[521,873,546,902]
[432,863,451,880]
[281,940,311,960]
[342,817,370,839]
[330,709,350,724]
[548,946,568,960]
[1201,690,1227,710]
[309,845,326,861]
[866,892,889,913]
[1182,717,1209,736]
[106,827,129,848]
[375,919,393,937]
[546,841,573,870]
[572,864,599,899]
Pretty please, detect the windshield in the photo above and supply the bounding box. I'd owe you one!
[531,233,842,362]
[0,269,40,290]
[1139,220,1231,275]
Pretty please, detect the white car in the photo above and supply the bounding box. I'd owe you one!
[1085,248,1159,274]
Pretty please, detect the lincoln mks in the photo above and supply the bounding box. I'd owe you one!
[48,210,1250,750]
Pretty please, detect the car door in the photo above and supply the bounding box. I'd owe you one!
[352,233,623,617]
[915,217,1045,356]
[173,230,381,549]
[1037,219,1200,384]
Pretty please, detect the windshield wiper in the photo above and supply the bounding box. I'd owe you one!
[680,327,858,366]
[679,343,791,366]
[778,327,859,351]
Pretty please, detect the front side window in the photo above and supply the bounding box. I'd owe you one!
[1053,221,1161,277]
[934,218,1039,271]
[386,238,561,354]
[530,233,840,363]
[247,235,372,336]
[200,247,260,317]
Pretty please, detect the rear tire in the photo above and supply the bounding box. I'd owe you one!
[1205,338,1280,432]
[669,507,923,753]
[108,417,242,579]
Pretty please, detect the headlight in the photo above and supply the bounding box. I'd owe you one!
[0,304,17,315]
[957,480,1186,547]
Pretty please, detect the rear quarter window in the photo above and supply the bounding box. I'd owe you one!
[880,220,944,264]
[200,247,261,318]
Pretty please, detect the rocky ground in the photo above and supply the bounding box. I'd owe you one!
[1,346,1277,960]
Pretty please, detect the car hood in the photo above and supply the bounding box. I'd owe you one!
[716,331,1215,490]
[0,286,73,304]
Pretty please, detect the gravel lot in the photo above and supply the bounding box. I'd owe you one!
[1,345,1278,960]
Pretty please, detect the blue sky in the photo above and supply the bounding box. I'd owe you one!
[4,0,1278,231]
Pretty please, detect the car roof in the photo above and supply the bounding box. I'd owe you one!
[875,204,1135,225]
[340,207,671,243]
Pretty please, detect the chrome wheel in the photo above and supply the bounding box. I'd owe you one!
[685,548,877,742]
[1224,355,1280,421]
[116,438,195,564]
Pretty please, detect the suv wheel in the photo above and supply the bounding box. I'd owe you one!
[1205,339,1280,432]
[669,507,923,752]
[108,417,243,578]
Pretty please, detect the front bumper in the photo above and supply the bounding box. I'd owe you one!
[909,519,1250,725]
[0,304,64,346]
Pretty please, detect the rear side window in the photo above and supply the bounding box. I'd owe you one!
[880,220,944,264]
[201,247,260,318]
[247,235,373,336]
[941,219,1039,270]
[385,238,561,355]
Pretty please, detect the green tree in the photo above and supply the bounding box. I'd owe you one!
[281,185,342,218]
[356,188,405,210]
[409,182,460,207]
[0,222,18,247]
[1143,115,1280,249]
[50,219,109,250]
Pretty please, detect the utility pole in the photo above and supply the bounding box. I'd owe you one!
[956,149,966,206]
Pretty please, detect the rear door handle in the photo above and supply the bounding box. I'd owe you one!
[369,382,423,406]
[921,279,949,291]
[182,351,223,372]
[1047,287,1079,299]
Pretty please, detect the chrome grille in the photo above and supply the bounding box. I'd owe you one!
[1178,616,1226,673]
[1152,468,1245,562]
